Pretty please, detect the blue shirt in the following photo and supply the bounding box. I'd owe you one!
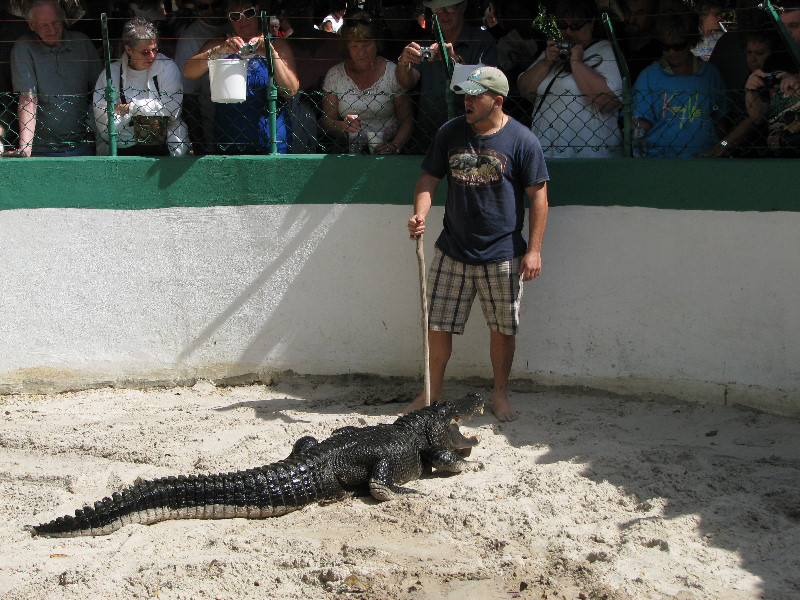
[632,57,727,157]
[422,115,549,265]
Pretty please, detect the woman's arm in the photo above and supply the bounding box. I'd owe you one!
[517,43,556,98]
[183,36,226,80]
[268,37,299,97]
[381,91,413,153]
[569,44,621,113]
[320,90,349,135]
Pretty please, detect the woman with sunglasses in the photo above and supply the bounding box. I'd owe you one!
[320,11,413,154]
[184,0,300,154]
[631,1,727,157]
[93,18,190,156]
[517,0,623,158]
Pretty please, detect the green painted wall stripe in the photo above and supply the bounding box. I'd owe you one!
[1,156,797,211]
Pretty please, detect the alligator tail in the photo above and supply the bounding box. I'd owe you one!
[28,457,332,538]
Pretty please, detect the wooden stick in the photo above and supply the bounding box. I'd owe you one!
[416,235,431,406]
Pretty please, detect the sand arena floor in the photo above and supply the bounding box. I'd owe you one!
[1,378,799,599]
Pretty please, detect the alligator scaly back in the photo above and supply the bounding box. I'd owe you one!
[27,393,485,538]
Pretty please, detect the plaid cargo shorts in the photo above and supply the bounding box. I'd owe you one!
[427,247,523,336]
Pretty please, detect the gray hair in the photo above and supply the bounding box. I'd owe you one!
[122,17,158,47]
[25,0,66,21]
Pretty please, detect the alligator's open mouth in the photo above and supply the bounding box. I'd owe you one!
[447,422,481,450]
[446,393,485,451]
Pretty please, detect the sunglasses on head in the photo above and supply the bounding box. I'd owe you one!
[229,6,257,21]
[659,40,689,51]
[196,0,223,9]
[556,19,590,31]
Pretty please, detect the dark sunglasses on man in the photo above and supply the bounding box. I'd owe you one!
[229,6,257,21]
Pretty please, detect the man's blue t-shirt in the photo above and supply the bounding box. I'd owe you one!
[422,115,549,265]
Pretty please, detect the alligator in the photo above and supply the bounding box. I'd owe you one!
[27,393,485,537]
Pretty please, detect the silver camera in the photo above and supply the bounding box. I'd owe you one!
[239,41,257,55]
[556,40,574,60]
[419,46,433,61]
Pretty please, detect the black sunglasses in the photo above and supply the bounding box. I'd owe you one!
[556,19,590,31]
[229,6,257,21]
[197,0,224,9]
[659,40,689,51]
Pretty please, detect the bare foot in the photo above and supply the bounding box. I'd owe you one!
[492,397,518,422]
[399,394,430,416]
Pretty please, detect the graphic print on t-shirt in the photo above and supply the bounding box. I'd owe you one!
[448,147,506,187]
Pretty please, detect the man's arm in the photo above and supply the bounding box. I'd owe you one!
[16,91,36,157]
[408,172,441,240]
[521,181,548,281]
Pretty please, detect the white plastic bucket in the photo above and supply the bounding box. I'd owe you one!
[209,58,248,103]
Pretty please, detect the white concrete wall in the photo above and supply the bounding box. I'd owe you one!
[2,205,799,416]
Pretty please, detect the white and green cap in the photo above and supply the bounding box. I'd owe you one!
[451,66,509,97]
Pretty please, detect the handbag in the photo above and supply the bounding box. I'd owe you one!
[120,63,169,147]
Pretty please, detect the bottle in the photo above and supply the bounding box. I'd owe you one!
[632,118,646,158]
[348,128,365,155]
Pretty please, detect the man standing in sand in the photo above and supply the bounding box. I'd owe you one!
[405,66,549,422]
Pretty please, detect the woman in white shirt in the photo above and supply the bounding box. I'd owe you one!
[517,0,622,158]
[93,18,189,156]
[320,11,413,154]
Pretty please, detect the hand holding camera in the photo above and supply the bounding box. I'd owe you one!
[555,41,575,61]
[544,39,579,64]
[760,71,783,89]
[400,41,458,65]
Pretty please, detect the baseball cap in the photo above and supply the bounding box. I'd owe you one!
[451,66,509,97]
[423,0,464,9]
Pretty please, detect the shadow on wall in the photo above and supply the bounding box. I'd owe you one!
[175,203,347,369]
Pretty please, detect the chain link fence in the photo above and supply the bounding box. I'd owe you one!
[0,78,800,158]
[1,6,798,158]
[2,83,797,158]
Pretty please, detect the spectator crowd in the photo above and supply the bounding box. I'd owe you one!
[1,0,799,157]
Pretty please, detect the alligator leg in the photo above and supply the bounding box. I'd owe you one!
[290,436,318,456]
[429,448,484,473]
[368,457,423,501]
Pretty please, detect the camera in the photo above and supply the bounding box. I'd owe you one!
[761,71,782,88]
[556,41,574,60]
[239,41,257,55]
[419,46,433,61]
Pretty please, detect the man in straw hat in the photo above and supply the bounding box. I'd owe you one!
[396,0,497,153]
[405,66,550,422]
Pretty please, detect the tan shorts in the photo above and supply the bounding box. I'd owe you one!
[427,247,523,336]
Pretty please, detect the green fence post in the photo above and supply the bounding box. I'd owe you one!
[101,13,117,156]
[261,10,278,155]
[602,13,632,157]
[432,14,456,121]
